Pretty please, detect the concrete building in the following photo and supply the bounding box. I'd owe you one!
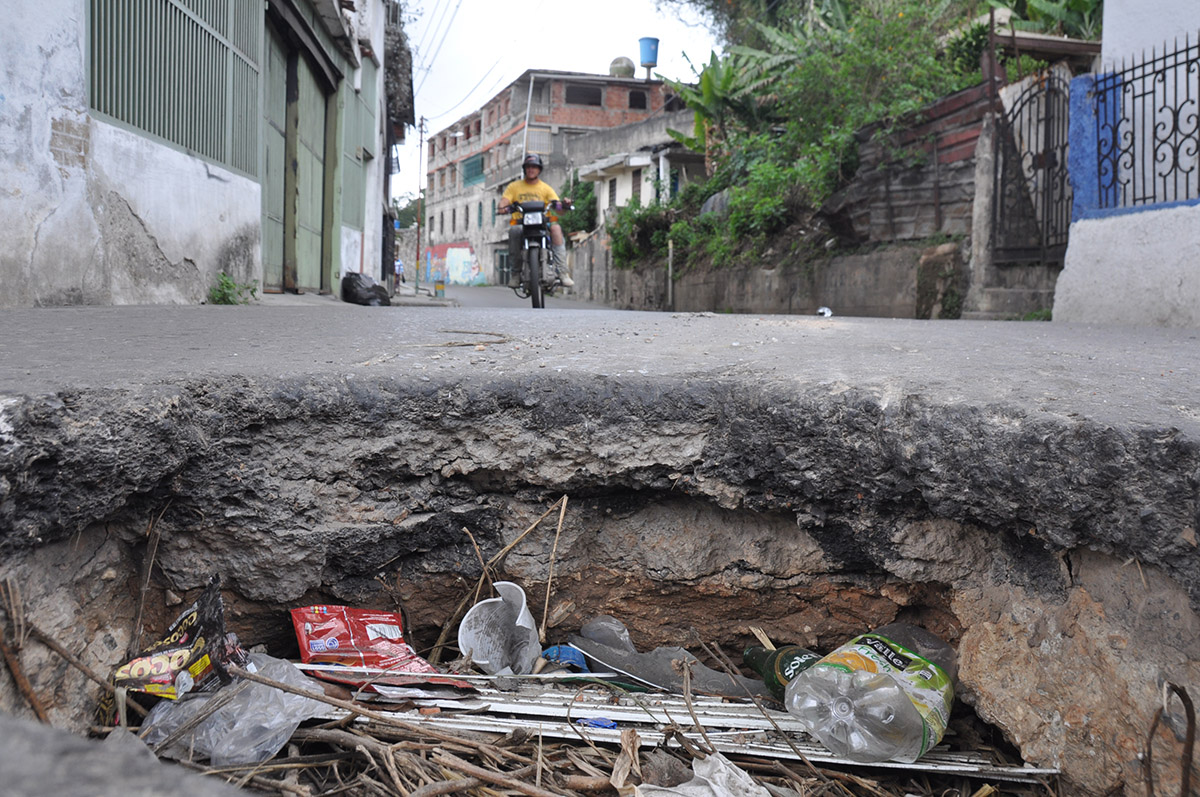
[574,108,706,227]
[422,66,676,286]
[1,0,412,307]
[1053,0,1200,326]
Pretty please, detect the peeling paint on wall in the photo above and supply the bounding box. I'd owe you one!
[49,115,89,177]
[97,189,203,304]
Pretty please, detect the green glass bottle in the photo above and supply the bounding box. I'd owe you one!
[744,644,822,700]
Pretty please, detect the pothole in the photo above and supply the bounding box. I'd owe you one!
[1,376,1197,796]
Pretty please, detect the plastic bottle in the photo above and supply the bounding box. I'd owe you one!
[743,644,822,701]
[783,623,956,763]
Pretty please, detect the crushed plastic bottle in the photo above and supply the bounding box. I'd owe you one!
[783,623,956,763]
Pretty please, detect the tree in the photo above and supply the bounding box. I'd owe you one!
[658,0,855,48]
[392,192,423,228]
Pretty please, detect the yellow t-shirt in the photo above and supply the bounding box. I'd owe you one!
[501,177,560,209]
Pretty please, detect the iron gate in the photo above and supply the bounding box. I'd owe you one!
[992,73,1072,264]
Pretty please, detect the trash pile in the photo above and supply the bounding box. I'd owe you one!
[3,499,1062,796]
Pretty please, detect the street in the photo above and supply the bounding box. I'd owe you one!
[430,283,610,310]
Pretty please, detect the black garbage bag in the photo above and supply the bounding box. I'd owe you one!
[341,272,391,306]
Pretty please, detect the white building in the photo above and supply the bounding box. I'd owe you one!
[0,0,411,306]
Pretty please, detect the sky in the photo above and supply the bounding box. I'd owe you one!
[391,0,721,202]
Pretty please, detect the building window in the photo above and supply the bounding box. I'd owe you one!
[474,119,481,136]
[428,175,434,194]
[565,84,603,106]
[608,178,616,209]
[439,170,446,189]
[89,0,261,176]
[429,140,436,158]
[632,168,642,205]
[462,154,485,186]
[491,199,496,224]
[451,207,456,231]
[439,212,444,235]
[477,202,483,229]
[629,90,647,110]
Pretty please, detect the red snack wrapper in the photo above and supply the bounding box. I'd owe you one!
[291,605,469,691]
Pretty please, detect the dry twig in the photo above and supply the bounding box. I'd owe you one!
[128,502,170,657]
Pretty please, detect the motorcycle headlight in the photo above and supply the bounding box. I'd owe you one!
[522,211,544,226]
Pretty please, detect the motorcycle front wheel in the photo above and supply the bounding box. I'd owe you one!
[527,247,544,309]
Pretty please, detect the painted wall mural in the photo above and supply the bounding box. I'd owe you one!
[422,242,485,286]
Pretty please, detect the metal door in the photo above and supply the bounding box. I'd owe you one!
[294,56,326,293]
[261,25,287,292]
[992,73,1072,264]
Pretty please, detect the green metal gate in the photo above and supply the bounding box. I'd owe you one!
[294,55,326,293]
[262,25,287,291]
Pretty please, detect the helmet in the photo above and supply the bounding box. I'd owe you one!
[522,153,544,171]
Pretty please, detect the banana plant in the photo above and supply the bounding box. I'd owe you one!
[989,0,1103,40]
[664,51,759,157]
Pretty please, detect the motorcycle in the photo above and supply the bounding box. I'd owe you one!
[503,199,571,308]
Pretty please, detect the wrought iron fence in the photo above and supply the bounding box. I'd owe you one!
[1095,34,1200,209]
[993,72,1072,264]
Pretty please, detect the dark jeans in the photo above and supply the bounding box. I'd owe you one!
[508,226,524,276]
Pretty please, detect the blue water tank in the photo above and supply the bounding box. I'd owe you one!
[639,37,659,68]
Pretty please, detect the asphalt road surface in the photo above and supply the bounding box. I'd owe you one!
[442,284,609,310]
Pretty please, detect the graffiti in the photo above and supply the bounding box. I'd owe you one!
[422,242,486,286]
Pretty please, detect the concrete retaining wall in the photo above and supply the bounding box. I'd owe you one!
[568,235,964,319]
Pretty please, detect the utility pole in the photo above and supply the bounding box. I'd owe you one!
[414,116,426,294]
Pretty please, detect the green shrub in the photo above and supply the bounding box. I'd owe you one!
[558,174,596,237]
[207,272,257,305]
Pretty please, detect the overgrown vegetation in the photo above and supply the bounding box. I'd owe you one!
[207,272,258,305]
[558,173,596,238]
[606,0,1100,270]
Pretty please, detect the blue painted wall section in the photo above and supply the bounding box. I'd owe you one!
[1069,74,1099,221]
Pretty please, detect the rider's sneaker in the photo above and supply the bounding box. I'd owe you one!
[508,271,521,288]
[557,272,575,288]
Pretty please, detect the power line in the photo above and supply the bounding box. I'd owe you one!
[424,57,506,122]
[414,0,451,60]
[415,0,465,93]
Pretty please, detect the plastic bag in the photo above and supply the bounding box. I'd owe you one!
[635,752,771,797]
[141,652,325,767]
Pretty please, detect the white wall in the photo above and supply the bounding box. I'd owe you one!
[1053,204,1200,326]
[0,0,261,307]
[1102,0,1196,67]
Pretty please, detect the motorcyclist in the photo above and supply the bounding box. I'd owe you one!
[498,153,574,288]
